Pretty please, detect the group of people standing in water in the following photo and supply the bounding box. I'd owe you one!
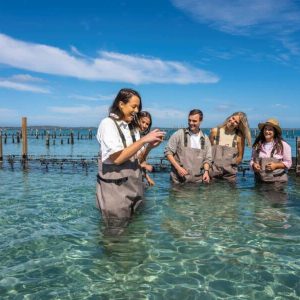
[96,88,292,229]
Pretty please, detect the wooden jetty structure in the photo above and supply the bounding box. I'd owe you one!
[0,129,3,162]
[297,137,300,176]
[0,118,300,175]
[22,117,28,159]
[0,154,299,178]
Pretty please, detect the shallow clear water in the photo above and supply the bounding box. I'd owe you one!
[1,128,300,299]
[1,163,300,299]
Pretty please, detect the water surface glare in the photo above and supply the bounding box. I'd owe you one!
[1,168,300,299]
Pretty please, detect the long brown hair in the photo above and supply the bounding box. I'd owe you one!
[137,111,152,136]
[252,126,284,154]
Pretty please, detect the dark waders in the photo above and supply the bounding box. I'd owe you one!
[255,157,287,183]
[96,119,144,229]
[255,147,288,202]
[170,129,206,184]
[210,128,238,182]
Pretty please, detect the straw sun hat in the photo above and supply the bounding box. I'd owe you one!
[258,118,282,135]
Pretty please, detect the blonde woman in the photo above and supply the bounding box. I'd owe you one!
[209,112,251,181]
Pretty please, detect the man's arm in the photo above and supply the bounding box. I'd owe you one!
[166,154,188,177]
[165,130,188,177]
[202,135,212,183]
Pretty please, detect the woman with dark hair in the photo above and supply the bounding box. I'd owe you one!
[137,111,155,186]
[96,88,165,230]
[138,111,152,136]
[250,118,292,183]
[209,112,251,181]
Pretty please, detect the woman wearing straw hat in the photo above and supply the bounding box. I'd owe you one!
[209,112,252,182]
[250,118,292,183]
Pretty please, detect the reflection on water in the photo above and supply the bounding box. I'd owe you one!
[1,168,300,299]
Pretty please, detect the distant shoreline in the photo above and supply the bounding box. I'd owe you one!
[1,126,300,130]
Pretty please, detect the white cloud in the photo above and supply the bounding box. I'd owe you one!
[0,33,219,84]
[48,104,108,116]
[215,104,231,111]
[279,38,300,56]
[70,45,87,58]
[171,0,300,35]
[146,107,186,120]
[0,108,19,125]
[0,79,50,93]
[0,108,18,115]
[31,104,109,126]
[10,74,46,83]
[171,1,300,64]
[48,105,95,114]
[273,103,289,109]
[69,94,114,101]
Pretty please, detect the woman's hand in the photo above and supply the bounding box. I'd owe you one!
[265,162,282,171]
[142,129,165,145]
[146,176,155,186]
[143,163,153,172]
[252,162,261,172]
[235,157,242,165]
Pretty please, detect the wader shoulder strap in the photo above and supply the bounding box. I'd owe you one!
[200,136,205,150]
[129,124,136,143]
[257,144,277,157]
[183,128,205,149]
[255,146,260,157]
[109,117,127,148]
[215,128,220,145]
[232,133,238,148]
[270,147,276,158]
[183,128,188,147]
[110,117,136,148]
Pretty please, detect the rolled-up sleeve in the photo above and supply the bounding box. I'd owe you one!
[164,130,181,157]
[203,135,212,166]
[98,118,125,162]
[282,141,292,169]
[249,148,258,169]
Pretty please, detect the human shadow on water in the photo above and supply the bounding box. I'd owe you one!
[255,182,288,207]
[96,212,152,276]
[253,182,292,231]
[163,181,242,240]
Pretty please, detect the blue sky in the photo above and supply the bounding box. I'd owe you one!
[0,0,300,128]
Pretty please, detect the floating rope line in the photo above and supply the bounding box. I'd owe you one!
[0,154,256,175]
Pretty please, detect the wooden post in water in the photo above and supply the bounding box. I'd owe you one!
[46,131,50,147]
[17,131,20,143]
[296,137,300,176]
[0,129,3,162]
[22,117,28,159]
[70,130,74,145]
